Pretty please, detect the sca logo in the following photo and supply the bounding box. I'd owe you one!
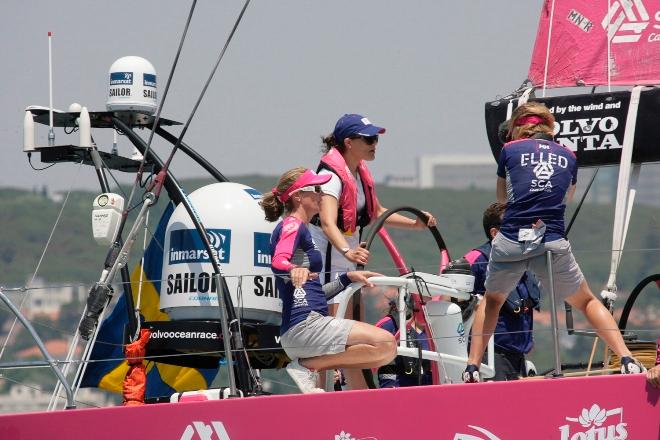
[169,228,231,264]
[457,322,466,345]
[254,232,272,267]
[560,403,628,440]
[601,1,652,44]
[110,71,133,85]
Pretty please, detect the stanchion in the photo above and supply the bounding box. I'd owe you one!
[546,250,563,377]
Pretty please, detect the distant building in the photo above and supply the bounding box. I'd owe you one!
[382,174,418,188]
[383,155,660,207]
[416,154,497,190]
[6,278,86,320]
[0,385,116,414]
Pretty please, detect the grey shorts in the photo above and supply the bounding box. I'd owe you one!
[485,233,584,300]
[280,311,354,360]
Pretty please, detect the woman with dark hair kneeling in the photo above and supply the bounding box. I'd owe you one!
[261,167,397,393]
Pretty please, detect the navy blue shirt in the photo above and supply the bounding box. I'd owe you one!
[377,317,432,387]
[270,217,328,334]
[466,242,539,354]
[497,138,578,242]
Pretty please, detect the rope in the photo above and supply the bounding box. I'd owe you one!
[133,210,150,340]
[541,0,556,96]
[607,0,612,92]
[608,340,658,370]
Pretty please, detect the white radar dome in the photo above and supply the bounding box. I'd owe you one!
[106,56,157,114]
[161,182,280,324]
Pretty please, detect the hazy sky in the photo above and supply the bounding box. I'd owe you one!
[1,1,543,192]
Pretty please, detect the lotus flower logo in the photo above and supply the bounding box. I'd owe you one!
[333,431,376,440]
[577,404,607,427]
[561,404,628,440]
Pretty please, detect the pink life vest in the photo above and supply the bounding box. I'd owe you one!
[319,148,379,234]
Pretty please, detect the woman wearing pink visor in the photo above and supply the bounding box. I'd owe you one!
[261,167,396,394]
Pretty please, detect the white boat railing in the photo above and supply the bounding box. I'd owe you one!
[335,273,495,384]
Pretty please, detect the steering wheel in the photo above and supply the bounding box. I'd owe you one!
[358,206,451,274]
[355,206,453,388]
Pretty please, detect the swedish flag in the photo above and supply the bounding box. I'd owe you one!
[81,203,218,397]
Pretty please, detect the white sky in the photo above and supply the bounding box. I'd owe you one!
[0,1,543,192]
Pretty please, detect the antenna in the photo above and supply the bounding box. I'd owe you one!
[47,31,55,146]
[79,106,91,148]
[111,130,118,155]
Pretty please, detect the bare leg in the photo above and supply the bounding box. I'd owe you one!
[301,321,396,373]
[565,280,632,358]
[467,292,507,366]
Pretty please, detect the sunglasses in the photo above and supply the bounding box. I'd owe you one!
[350,135,379,145]
[296,185,323,194]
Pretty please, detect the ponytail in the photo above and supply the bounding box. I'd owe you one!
[259,166,306,222]
[321,133,344,154]
[261,191,285,222]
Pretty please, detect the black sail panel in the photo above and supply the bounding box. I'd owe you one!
[485,88,660,168]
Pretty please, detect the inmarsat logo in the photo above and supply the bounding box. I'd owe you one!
[169,228,231,264]
[453,425,501,440]
[110,71,133,85]
[180,420,230,440]
[601,0,651,43]
[143,73,156,88]
[559,404,628,440]
[254,232,272,267]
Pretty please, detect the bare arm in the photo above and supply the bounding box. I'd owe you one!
[565,184,577,203]
[496,177,507,203]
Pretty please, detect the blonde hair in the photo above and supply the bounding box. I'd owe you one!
[508,102,555,141]
[260,167,306,222]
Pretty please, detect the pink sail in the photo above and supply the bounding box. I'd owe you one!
[529,0,660,88]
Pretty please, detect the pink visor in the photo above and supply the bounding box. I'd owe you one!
[514,115,545,126]
[274,169,331,203]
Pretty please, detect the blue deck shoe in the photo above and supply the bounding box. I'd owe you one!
[463,364,480,383]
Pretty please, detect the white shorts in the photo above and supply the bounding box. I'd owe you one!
[280,311,354,360]
[485,233,584,300]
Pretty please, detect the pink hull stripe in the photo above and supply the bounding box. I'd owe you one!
[1,375,657,439]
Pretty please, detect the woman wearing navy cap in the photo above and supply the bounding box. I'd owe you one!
[309,114,437,389]
[261,167,397,394]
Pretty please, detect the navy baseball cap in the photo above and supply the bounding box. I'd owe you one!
[333,114,386,145]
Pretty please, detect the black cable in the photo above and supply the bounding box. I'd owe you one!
[152,0,252,195]
[565,167,600,236]
[121,0,198,214]
[63,123,77,135]
[618,273,660,331]
[27,153,56,171]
